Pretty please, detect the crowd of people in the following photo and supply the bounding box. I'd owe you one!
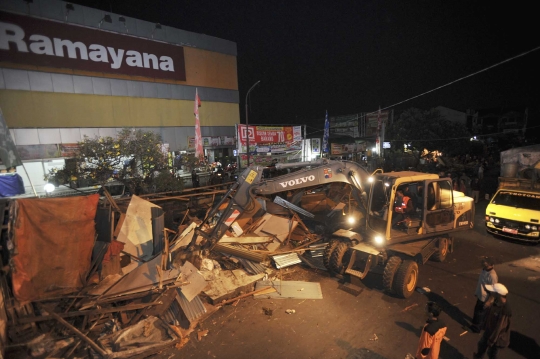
[414,257,512,359]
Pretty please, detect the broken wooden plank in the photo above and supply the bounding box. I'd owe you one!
[219,236,273,245]
[18,302,161,324]
[45,309,111,358]
[217,286,277,307]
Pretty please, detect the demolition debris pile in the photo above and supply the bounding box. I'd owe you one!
[0,182,329,358]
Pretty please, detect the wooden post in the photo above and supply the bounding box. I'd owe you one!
[46,310,110,358]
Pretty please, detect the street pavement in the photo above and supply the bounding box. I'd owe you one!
[162,200,540,359]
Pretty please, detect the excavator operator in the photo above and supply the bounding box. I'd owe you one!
[392,187,415,227]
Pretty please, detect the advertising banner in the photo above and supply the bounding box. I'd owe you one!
[237,125,302,153]
[365,110,389,136]
[0,11,186,81]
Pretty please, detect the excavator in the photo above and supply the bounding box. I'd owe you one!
[187,159,475,298]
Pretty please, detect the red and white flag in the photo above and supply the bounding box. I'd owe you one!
[194,88,203,161]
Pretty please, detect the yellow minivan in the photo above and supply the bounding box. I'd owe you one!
[485,188,540,242]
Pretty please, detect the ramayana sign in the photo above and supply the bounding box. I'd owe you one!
[0,11,186,81]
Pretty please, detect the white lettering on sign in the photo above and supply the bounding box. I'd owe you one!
[459,220,469,226]
[0,21,175,72]
[278,175,316,188]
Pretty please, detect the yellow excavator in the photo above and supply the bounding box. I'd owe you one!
[188,159,475,298]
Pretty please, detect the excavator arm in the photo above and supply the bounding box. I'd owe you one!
[189,160,372,251]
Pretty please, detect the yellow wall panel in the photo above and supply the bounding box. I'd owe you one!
[0,90,239,128]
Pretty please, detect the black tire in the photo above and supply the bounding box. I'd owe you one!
[323,239,340,271]
[382,256,402,293]
[329,241,351,274]
[393,260,419,298]
[431,237,449,262]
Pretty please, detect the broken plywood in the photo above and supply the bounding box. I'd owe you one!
[104,259,206,302]
[253,213,298,251]
[201,269,265,305]
[117,195,162,261]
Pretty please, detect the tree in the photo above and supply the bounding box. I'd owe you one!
[386,108,471,158]
[48,128,183,194]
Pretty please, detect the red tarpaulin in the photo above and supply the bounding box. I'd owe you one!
[12,195,99,302]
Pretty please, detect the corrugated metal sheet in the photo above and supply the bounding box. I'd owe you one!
[308,243,326,258]
[272,253,302,269]
[235,257,267,275]
[160,290,206,325]
[177,291,206,323]
[273,196,314,218]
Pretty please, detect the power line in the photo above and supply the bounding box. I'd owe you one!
[370,45,540,116]
[307,45,540,136]
[385,124,540,142]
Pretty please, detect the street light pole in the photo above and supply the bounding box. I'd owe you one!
[245,80,260,167]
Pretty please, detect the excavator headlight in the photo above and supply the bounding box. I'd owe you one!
[489,217,495,223]
[525,224,531,230]
[494,218,500,224]
[347,216,355,224]
[368,177,374,183]
[374,235,385,245]
[532,225,538,231]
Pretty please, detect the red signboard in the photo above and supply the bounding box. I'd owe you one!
[0,11,186,81]
[237,125,302,153]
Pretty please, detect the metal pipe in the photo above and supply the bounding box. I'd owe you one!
[245,80,260,167]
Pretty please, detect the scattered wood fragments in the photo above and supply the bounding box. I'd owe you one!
[0,176,339,358]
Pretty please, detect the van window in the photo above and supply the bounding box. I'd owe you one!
[492,191,540,211]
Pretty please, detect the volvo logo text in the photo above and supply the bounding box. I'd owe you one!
[278,175,315,188]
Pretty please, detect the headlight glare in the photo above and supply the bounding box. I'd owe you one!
[374,235,384,245]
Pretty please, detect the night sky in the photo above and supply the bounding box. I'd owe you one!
[70,0,539,131]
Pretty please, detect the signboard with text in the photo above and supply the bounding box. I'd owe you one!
[237,125,302,153]
[0,11,186,81]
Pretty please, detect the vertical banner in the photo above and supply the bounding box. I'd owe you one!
[194,89,203,161]
[322,111,329,154]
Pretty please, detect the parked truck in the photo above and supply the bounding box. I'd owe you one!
[485,145,540,243]
[189,160,475,298]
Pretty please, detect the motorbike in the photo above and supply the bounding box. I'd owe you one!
[210,167,225,185]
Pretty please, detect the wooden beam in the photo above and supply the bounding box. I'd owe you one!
[18,302,161,324]
[45,309,110,358]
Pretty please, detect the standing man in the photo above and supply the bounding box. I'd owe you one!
[416,302,447,359]
[471,257,498,333]
[471,178,481,204]
[474,283,512,359]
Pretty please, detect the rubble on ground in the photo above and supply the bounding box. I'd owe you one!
[0,182,336,358]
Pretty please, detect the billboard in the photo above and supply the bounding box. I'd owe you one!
[237,125,302,153]
[0,11,186,81]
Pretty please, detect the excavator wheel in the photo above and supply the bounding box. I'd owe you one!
[393,260,419,298]
[329,241,352,274]
[430,237,449,262]
[382,256,402,293]
[323,239,341,272]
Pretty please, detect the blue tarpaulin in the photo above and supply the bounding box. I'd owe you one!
[0,173,25,197]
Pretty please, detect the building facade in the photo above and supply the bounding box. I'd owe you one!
[0,0,239,192]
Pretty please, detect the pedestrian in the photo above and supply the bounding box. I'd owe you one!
[471,178,481,204]
[478,163,484,180]
[459,179,467,193]
[191,169,200,188]
[415,301,447,359]
[473,283,512,359]
[471,257,498,333]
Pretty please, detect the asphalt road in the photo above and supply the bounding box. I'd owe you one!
[163,200,540,359]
